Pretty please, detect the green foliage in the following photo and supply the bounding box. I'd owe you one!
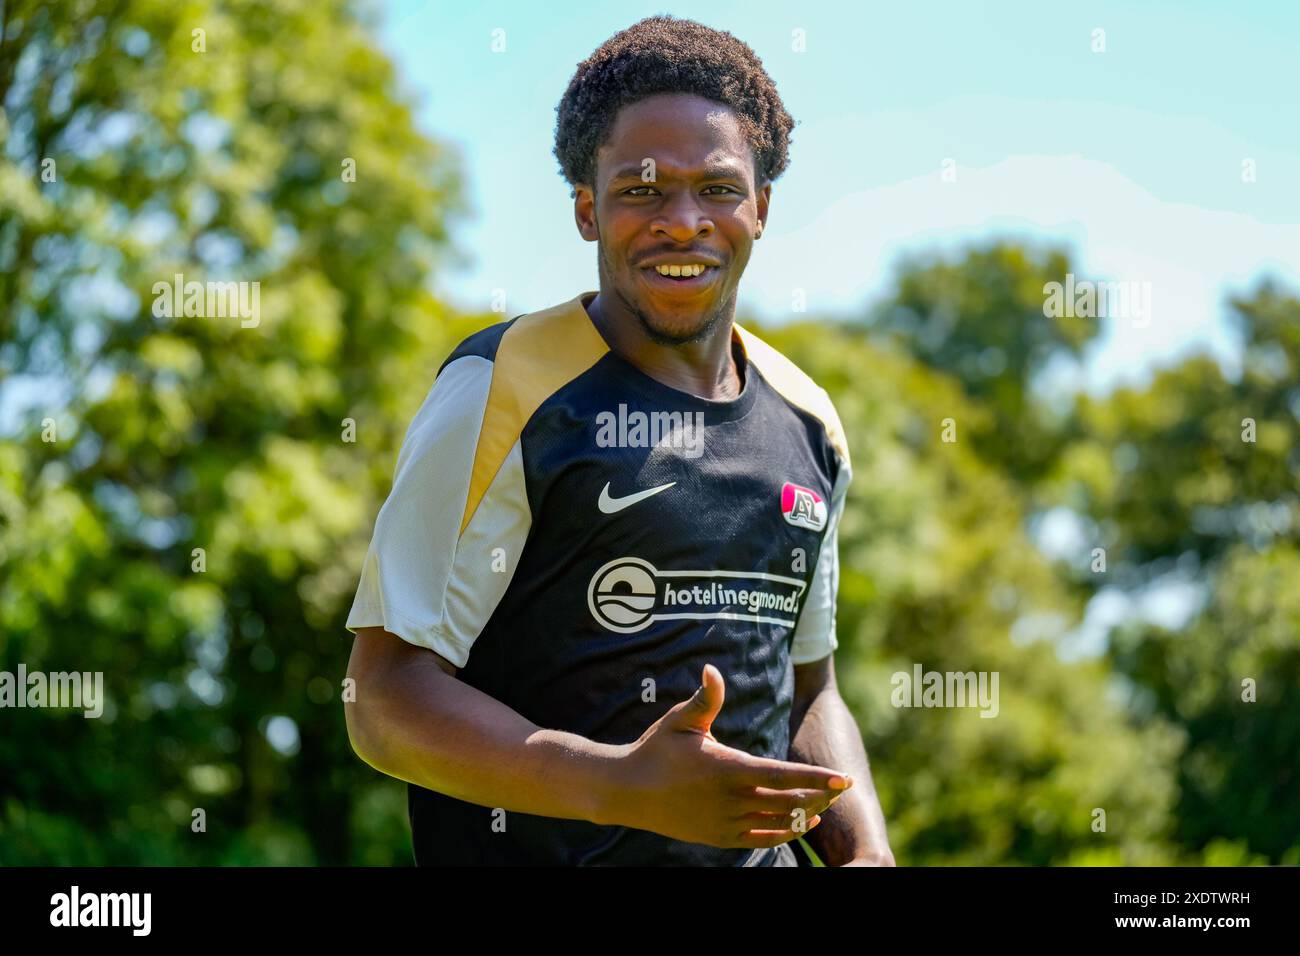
[851,243,1300,865]
[1049,282,1300,862]
[869,244,1095,479]
[1,0,473,864]
[757,321,1182,864]
[1109,545,1300,860]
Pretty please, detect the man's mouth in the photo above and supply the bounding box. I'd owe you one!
[651,263,710,278]
[639,262,721,291]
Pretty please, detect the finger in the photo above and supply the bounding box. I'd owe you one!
[737,797,839,822]
[731,786,842,817]
[735,757,853,793]
[736,793,842,824]
[734,815,822,849]
[672,664,725,734]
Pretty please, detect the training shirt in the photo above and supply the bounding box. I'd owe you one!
[346,290,852,865]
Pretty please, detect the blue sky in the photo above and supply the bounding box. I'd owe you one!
[379,0,1300,393]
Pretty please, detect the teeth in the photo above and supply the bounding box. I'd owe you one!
[654,264,708,277]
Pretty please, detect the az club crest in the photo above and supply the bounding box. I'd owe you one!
[781,481,826,531]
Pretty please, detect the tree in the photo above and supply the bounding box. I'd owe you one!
[1059,282,1300,862]
[1108,544,1300,862]
[867,243,1097,479]
[755,320,1182,864]
[0,0,468,863]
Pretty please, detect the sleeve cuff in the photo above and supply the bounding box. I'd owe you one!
[345,603,474,670]
[790,629,838,665]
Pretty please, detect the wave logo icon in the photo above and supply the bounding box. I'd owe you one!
[588,557,659,632]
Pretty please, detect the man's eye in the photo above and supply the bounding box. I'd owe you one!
[703,185,738,194]
[625,186,657,196]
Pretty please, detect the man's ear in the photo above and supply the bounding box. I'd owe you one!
[574,184,599,242]
[756,180,772,237]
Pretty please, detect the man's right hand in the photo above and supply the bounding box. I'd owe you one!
[601,663,854,849]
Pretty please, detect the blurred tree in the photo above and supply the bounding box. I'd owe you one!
[1053,282,1300,862]
[756,321,1183,864]
[867,243,1097,480]
[870,241,1299,863]
[1048,282,1297,571]
[0,0,468,863]
[1109,544,1300,862]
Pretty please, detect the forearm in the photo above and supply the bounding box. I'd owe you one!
[788,685,893,866]
[346,646,624,825]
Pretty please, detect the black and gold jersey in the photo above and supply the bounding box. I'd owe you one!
[347,291,851,865]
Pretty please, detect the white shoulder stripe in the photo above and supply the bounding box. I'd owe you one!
[348,355,526,668]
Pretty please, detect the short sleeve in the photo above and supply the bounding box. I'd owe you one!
[345,354,531,668]
[789,457,851,665]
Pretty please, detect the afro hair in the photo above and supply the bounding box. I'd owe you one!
[553,16,795,189]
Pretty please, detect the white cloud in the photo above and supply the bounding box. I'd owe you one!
[749,154,1300,390]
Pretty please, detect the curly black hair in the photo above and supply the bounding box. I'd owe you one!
[554,16,795,189]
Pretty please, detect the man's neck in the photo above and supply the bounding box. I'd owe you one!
[584,291,743,401]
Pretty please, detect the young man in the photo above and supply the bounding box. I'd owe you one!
[344,15,894,867]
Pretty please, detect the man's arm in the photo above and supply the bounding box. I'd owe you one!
[345,627,853,850]
[345,625,618,824]
[789,654,895,866]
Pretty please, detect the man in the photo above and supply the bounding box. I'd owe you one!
[344,15,894,867]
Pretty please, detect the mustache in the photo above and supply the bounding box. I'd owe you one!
[631,249,724,267]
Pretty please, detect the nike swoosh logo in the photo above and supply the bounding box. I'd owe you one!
[598,481,677,514]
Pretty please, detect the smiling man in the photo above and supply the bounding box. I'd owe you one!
[343,15,894,867]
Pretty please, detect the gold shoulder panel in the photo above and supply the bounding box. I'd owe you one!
[460,293,608,533]
[733,323,851,470]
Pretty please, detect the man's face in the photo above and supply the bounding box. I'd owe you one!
[575,93,771,345]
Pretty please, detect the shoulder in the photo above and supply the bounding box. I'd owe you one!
[734,322,850,471]
[437,318,516,374]
[434,294,611,529]
[438,294,609,393]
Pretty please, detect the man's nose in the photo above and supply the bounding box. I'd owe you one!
[652,191,714,242]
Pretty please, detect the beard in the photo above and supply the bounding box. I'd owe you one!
[622,290,726,345]
[600,242,731,346]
